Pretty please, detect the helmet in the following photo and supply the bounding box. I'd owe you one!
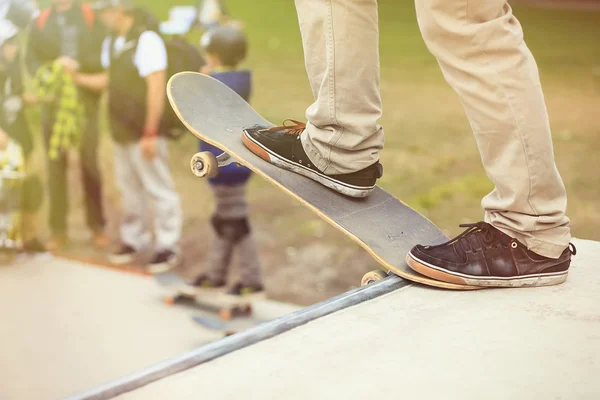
[0,18,18,48]
[200,25,247,67]
[0,0,38,30]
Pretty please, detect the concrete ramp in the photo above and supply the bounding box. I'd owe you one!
[114,238,599,400]
[0,257,298,400]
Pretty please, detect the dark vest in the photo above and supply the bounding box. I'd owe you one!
[200,69,253,186]
[107,29,165,143]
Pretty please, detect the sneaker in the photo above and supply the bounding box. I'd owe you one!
[227,282,265,297]
[186,274,226,289]
[406,222,576,288]
[242,119,383,198]
[108,244,136,266]
[148,250,182,274]
[23,238,48,254]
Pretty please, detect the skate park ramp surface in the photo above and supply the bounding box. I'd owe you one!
[0,257,298,400]
[113,238,599,400]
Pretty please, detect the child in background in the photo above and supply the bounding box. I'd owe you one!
[0,19,46,254]
[188,25,264,297]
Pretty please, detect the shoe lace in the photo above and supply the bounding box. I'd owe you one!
[431,222,499,252]
[263,119,306,136]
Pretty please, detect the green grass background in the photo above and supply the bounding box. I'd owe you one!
[32,0,600,244]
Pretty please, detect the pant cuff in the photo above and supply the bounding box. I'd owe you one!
[300,126,337,174]
[493,225,571,259]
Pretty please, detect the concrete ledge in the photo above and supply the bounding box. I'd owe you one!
[117,238,599,400]
[65,275,408,400]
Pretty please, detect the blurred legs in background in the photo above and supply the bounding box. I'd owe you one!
[42,94,106,250]
[111,137,182,272]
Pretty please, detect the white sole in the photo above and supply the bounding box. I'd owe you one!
[108,254,135,266]
[243,131,375,198]
[408,252,568,288]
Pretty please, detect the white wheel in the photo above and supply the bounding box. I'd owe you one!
[190,152,218,178]
[361,269,389,287]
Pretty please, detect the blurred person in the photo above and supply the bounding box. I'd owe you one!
[242,1,575,288]
[185,26,264,296]
[195,0,228,30]
[27,0,108,251]
[70,0,183,273]
[0,6,46,254]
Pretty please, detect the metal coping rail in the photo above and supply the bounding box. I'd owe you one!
[65,275,409,400]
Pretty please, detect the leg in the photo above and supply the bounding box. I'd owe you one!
[212,184,263,289]
[202,219,234,285]
[20,158,44,246]
[41,107,68,238]
[415,0,570,258]
[133,137,182,253]
[295,0,384,174]
[243,0,384,197]
[113,142,151,251]
[79,94,106,235]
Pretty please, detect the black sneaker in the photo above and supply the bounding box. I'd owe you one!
[227,282,265,297]
[108,244,136,266]
[186,274,226,289]
[406,222,576,288]
[23,238,48,254]
[148,250,182,274]
[242,119,383,198]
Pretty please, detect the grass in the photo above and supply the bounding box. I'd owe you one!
[28,1,600,303]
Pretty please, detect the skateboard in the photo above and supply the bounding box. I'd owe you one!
[0,139,24,263]
[192,314,265,337]
[167,72,480,291]
[154,272,262,320]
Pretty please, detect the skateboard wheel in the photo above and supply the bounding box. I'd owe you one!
[219,309,233,321]
[190,152,218,179]
[361,269,389,286]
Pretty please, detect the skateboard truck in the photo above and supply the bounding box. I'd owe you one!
[190,152,242,178]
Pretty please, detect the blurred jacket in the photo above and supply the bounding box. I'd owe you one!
[26,1,105,96]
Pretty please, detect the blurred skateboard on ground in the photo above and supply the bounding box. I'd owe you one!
[192,314,265,337]
[154,272,265,320]
[167,72,481,291]
[0,140,24,263]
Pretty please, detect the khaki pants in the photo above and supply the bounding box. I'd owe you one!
[113,138,182,253]
[295,0,570,258]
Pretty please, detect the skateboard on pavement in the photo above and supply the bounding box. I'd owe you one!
[167,72,480,291]
[154,271,263,320]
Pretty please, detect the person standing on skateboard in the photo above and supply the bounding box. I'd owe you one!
[186,25,265,297]
[243,1,575,288]
[26,0,108,251]
[66,0,183,273]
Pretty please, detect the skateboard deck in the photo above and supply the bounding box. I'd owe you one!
[192,315,265,337]
[154,272,259,320]
[167,72,479,291]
